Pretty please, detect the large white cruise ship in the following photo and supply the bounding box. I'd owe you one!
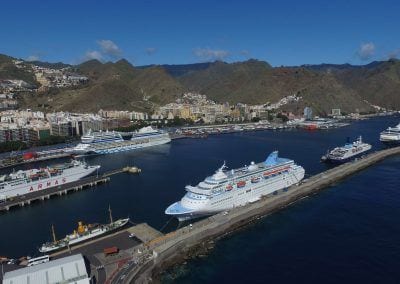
[165,151,305,221]
[380,123,400,144]
[72,126,171,155]
[0,160,100,200]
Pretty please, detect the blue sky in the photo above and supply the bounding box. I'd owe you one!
[1,0,399,66]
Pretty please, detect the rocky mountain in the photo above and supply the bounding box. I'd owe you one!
[2,53,400,115]
[0,54,37,86]
[18,58,184,112]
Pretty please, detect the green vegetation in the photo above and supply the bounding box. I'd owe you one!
[34,135,68,146]
[0,141,28,153]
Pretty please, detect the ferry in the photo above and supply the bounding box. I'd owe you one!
[321,136,372,163]
[380,123,400,144]
[165,151,305,221]
[39,207,129,253]
[0,160,100,200]
[71,126,171,155]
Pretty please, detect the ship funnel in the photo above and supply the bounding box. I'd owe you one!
[265,151,279,166]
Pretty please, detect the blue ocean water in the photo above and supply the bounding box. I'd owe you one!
[0,116,399,283]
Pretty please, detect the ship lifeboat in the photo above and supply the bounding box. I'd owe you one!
[251,177,260,183]
[226,184,233,191]
[237,181,246,188]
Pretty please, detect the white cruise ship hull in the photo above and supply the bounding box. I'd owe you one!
[166,164,305,221]
[380,134,400,144]
[71,135,171,155]
[0,165,99,200]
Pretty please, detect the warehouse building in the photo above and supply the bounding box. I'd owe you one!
[2,254,90,284]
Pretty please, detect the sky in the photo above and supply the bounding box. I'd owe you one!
[1,0,400,66]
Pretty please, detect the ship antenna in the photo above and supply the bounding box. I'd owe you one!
[108,205,113,224]
[52,224,57,243]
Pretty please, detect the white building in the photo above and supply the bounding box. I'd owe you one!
[2,254,90,284]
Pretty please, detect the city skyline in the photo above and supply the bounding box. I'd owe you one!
[1,0,399,66]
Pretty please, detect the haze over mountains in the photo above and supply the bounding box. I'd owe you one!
[1,53,399,115]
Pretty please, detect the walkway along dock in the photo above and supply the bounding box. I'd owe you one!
[125,146,400,284]
[0,166,141,212]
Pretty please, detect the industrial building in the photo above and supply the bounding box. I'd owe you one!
[2,254,90,284]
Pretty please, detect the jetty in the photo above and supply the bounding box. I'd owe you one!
[0,166,141,212]
[125,146,400,284]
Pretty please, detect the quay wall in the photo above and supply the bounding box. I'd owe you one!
[128,146,400,284]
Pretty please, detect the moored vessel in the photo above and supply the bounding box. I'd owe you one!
[321,136,371,163]
[165,151,305,221]
[379,123,400,145]
[39,207,129,253]
[71,126,171,155]
[0,160,100,201]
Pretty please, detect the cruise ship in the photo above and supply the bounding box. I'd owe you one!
[39,208,129,253]
[379,123,400,144]
[165,151,305,221]
[0,160,100,200]
[321,136,372,163]
[71,126,171,154]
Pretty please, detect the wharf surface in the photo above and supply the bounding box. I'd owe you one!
[0,152,73,170]
[0,166,141,212]
[127,146,400,284]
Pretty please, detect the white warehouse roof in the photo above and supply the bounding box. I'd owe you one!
[3,254,90,284]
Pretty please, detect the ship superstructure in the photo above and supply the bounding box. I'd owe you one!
[72,126,171,154]
[380,123,400,144]
[165,151,305,221]
[321,136,371,163]
[0,160,100,200]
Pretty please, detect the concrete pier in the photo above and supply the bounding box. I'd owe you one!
[0,166,140,213]
[126,146,400,284]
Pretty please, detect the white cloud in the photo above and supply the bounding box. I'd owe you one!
[358,42,375,60]
[97,39,122,57]
[240,50,250,57]
[84,50,103,61]
[146,47,157,55]
[387,48,400,59]
[193,47,230,61]
[26,55,39,61]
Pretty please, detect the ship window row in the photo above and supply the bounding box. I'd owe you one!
[211,196,233,205]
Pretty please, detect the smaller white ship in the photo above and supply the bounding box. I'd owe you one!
[321,136,371,163]
[380,123,400,144]
[39,207,129,253]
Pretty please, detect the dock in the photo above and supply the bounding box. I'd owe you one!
[0,166,141,212]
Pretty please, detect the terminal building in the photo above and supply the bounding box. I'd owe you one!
[2,254,90,284]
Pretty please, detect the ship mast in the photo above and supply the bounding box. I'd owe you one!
[108,205,113,224]
[51,224,57,243]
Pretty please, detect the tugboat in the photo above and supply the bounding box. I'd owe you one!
[39,207,129,253]
[321,136,372,163]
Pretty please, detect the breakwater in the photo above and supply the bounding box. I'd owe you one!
[127,146,400,283]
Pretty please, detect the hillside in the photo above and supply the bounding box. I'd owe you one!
[4,53,400,115]
[0,54,37,86]
[177,59,372,114]
[19,59,184,112]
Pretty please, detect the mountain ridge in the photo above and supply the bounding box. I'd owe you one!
[1,53,399,114]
